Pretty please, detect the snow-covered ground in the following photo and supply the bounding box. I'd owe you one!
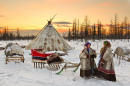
[0,39,130,86]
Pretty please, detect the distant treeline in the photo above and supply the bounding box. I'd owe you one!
[0,28,35,40]
[0,14,129,41]
[63,14,130,42]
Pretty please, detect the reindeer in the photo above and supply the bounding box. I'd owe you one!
[114,47,125,59]
[114,47,125,65]
[114,46,130,65]
[124,48,130,56]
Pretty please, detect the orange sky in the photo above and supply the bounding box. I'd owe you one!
[0,0,130,35]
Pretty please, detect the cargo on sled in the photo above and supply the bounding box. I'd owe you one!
[4,43,25,64]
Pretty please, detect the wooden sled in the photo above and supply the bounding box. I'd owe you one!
[31,48,80,74]
[4,56,25,64]
[33,60,80,74]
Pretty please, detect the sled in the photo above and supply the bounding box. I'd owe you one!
[4,56,25,64]
[31,49,54,68]
[31,49,80,74]
[4,43,25,64]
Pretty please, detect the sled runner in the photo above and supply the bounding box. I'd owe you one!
[56,62,80,75]
[31,49,80,74]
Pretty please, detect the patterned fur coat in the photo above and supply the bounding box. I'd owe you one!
[79,47,97,70]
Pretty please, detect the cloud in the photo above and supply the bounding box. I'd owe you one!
[53,21,72,24]
[0,15,5,17]
[56,24,72,27]
[0,15,11,20]
[0,27,4,29]
[53,21,72,27]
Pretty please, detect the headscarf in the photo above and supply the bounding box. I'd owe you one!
[84,42,91,53]
[104,41,111,47]
[84,42,91,47]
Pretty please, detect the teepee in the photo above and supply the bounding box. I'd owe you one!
[25,19,72,52]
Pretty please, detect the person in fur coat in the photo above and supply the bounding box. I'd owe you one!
[79,42,97,78]
[97,41,116,81]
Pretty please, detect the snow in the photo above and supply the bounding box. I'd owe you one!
[6,47,11,52]
[0,39,130,86]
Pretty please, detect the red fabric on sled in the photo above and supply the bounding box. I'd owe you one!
[31,49,54,58]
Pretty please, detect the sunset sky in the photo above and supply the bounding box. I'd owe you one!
[0,0,130,36]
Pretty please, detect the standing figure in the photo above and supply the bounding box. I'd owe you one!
[79,42,97,78]
[97,41,116,81]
